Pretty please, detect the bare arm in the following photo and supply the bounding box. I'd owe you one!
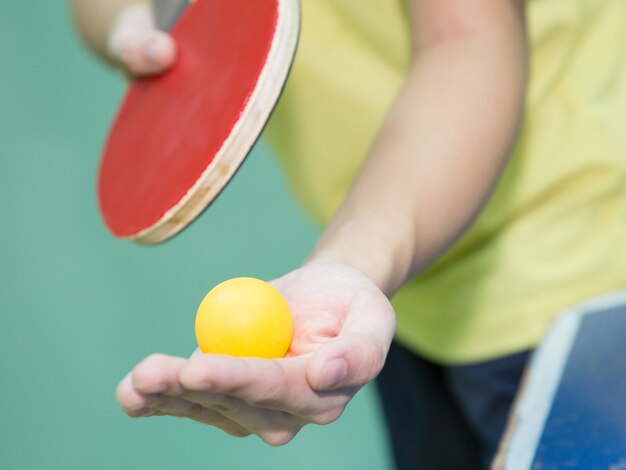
[310,0,528,296]
[115,0,529,446]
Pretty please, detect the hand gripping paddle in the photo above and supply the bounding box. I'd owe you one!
[98,0,300,244]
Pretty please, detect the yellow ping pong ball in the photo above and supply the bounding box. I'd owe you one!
[195,277,293,358]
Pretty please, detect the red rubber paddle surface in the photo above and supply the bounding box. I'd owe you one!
[98,0,278,238]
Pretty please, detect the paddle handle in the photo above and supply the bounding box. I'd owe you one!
[152,0,190,30]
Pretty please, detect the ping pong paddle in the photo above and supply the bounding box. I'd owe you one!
[98,0,300,244]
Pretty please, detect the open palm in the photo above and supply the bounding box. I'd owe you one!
[116,261,396,445]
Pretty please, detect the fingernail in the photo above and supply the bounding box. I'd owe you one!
[319,358,348,389]
[144,37,162,63]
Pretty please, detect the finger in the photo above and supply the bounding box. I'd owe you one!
[180,354,310,409]
[148,395,250,438]
[131,353,186,395]
[107,4,176,76]
[179,354,350,417]
[116,373,152,417]
[180,389,247,414]
[307,292,396,391]
[120,33,176,76]
[180,390,303,446]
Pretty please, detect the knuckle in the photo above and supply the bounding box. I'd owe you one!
[132,354,166,388]
[260,430,297,447]
[179,364,210,390]
[177,369,196,389]
[359,343,386,383]
[212,404,230,413]
[143,353,167,368]
[211,395,239,413]
[310,408,343,426]
[249,388,284,409]
[179,403,203,418]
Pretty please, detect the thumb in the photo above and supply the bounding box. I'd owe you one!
[307,298,396,391]
[107,4,176,77]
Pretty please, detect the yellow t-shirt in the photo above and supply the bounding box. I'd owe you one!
[264,0,626,364]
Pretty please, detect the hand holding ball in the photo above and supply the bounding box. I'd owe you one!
[195,278,293,358]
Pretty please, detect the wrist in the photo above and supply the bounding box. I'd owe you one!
[306,220,415,298]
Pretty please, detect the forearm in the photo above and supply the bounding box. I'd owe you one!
[310,21,527,297]
[71,0,146,61]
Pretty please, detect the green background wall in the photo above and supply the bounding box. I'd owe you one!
[0,3,392,469]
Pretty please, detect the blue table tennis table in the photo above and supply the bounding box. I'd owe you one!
[495,292,626,470]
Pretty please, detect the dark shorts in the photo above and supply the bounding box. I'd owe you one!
[376,341,530,470]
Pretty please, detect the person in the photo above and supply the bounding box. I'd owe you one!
[71,1,626,468]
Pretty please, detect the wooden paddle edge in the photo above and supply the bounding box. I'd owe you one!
[129,0,301,244]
